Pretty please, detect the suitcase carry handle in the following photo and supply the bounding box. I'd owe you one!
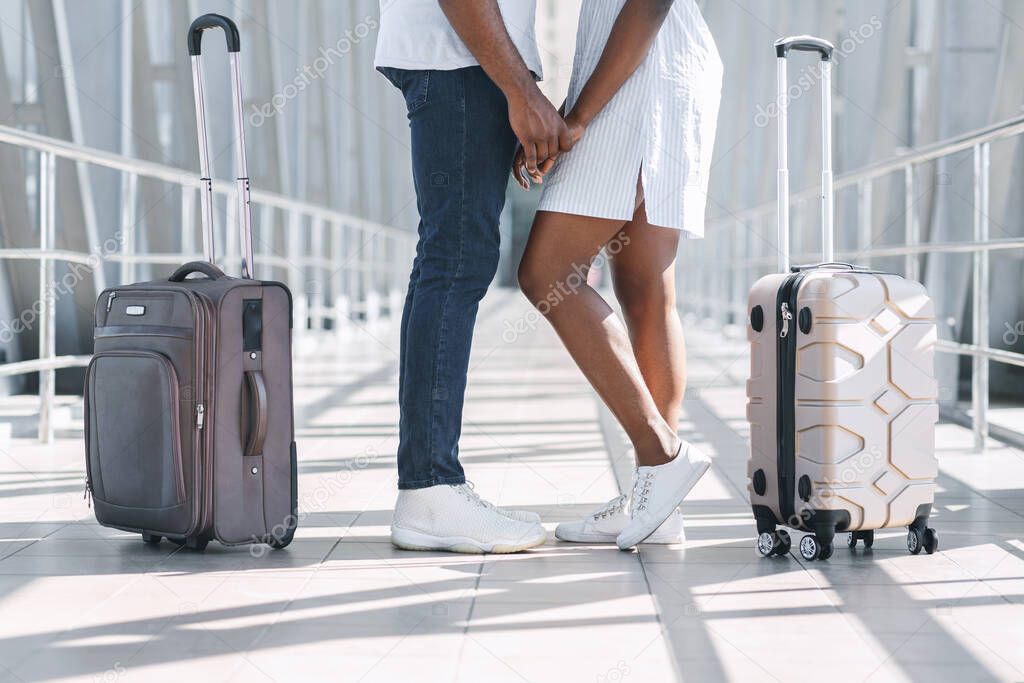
[188,13,255,279]
[169,261,228,281]
[187,14,240,56]
[775,35,835,273]
[791,261,857,272]
[775,36,834,60]
[243,369,268,458]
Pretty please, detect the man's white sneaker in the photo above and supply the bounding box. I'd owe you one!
[498,508,542,524]
[554,492,684,544]
[391,483,547,554]
[463,481,541,524]
[616,442,711,550]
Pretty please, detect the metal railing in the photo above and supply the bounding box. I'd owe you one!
[682,113,1024,453]
[0,124,416,442]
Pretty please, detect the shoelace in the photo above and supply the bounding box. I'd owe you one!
[631,471,655,514]
[454,482,493,509]
[592,494,628,520]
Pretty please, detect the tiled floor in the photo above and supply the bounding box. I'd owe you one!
[0,291,1022,682]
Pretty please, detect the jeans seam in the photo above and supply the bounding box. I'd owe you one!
[426,71,468,482]
[398,475,466,491]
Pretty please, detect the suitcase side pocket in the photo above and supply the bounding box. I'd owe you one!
[85,350,187,514]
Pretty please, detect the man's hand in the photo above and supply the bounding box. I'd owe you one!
[512,113,586,190]
[437,0,575,174]
[508,90,573,176]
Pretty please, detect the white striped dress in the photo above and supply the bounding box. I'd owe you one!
[537,0,723,237]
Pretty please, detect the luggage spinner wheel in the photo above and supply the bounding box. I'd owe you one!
[756,530,792,558]
[923,528,939,554]
[907,527,938,555]
[167,536,208,551]
[847,530,874,550]
[266,535,293,550]
[799,534,832,561]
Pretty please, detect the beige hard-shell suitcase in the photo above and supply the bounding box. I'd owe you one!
[745,37,939,561]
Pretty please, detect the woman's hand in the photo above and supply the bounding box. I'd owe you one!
[512,115,587,190]
[564,113,586,147]
[513,147,551,189]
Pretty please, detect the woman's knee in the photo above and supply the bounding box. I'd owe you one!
[614,272,676,322]
[517,256,550,307]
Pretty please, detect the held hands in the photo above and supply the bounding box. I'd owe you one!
[512,114,586,190]
[507,88,572,176]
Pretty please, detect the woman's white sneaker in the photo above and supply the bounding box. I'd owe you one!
[554,491,684,544]
[391,483,547,554]
[616,443,711,550]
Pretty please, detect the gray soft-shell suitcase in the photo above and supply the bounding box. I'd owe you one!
[745,37,939,562]
[84,14,297,551]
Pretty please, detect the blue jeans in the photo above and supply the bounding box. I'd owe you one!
[379,66,518,490]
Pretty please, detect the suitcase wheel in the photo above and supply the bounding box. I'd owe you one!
[847,530,874,550]
[923,528,938,554]
[755,529,792,558]
[908,527,938,555]
[774,529,791,556]
[907,527,923,554]
[799,534,832,561]
[266,534,293,550]
[141,533,162,545]
[185,536,210,552]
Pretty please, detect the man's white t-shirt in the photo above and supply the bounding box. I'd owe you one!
[374,0,543,80]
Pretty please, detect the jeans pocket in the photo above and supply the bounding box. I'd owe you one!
[377,66,403,89]
[378,67,429,114]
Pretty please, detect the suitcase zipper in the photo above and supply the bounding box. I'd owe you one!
[776,272,806,525]
[193,291,217,538]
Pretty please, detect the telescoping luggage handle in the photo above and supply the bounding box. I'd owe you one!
[188,13,255,279]
[775,35,835,273]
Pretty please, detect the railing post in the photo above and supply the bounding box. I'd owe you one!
[180,186,194,259]
[332,220,348,340]
[38,152,56,444]
[120,172,137,284]
[288,211,306,335]
[749,216,757,307]
[721,229,730,327]
[972,143,991,452]
[260,204,273,281]
[346,223,360,320]
[732,222,747,326]
[904,166,919,281]
[361,226,374,322]
[225,199,238,275]
[857,179,872,261]
[309,217,325,333]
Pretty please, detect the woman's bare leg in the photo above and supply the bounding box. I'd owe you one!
[609,203,686,430]
[518,210,680,466]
